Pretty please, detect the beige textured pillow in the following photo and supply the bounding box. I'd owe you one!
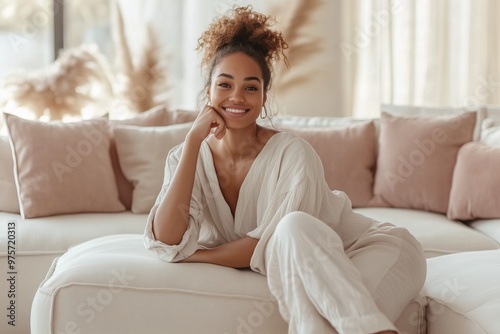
[0,135,20,213]
[173,109,199,124]
[447,142,500,220]
[4,113,125,218]
[114,123,192,214]
[369,112,476,214]
[283,121,377,207]
[109,105,172,209]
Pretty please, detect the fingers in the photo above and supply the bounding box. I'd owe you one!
[203,105,226,140]
[191,104,226,141]
[213,121,226,140]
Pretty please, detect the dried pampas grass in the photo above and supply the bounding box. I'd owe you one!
[0,44,115,120]
[0,0,170,123]
[269,0,324,92]
[111,0,170,114]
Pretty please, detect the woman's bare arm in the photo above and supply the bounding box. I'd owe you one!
[182,236,259,268]
[152,106,226,245]
[152,135,202,245]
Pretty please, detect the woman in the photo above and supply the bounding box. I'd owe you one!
[144,6,426,334]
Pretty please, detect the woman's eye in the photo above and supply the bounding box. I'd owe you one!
[246,86,258,91]
[217,83,230,88]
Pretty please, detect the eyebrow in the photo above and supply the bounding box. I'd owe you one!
[217,73,261,83]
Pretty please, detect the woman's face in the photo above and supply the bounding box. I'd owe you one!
[208,52,267,130]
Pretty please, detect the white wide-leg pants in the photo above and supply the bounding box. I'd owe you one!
[265,211,426,334]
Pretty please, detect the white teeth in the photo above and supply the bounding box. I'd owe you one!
[225,108,247,113]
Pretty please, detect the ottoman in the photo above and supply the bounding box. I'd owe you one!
[423,249,500,334]
[31,234,425,334]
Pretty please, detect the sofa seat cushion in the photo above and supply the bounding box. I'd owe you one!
[0,212,146,254]
[469,219,500,244]
[31,234,289,334]
[354,208,499,257]
[31,234,425,334]
[423,249,500,334]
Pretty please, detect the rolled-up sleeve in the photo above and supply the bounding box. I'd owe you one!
[143,143,205,262]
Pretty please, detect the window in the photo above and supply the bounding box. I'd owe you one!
[0,0,54,80]
[0,1,114,79]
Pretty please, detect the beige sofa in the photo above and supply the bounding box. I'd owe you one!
[1,105,500,334]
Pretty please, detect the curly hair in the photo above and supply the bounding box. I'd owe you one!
[197,6,288,93]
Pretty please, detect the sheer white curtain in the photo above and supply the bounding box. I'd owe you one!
[1,0,499,118]
[344,0,500,117]
[6,0,494,118]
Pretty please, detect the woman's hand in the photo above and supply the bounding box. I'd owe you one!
[187,103,226,143]
[180,237,259,268]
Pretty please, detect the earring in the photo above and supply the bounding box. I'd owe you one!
[260,106,268,119]
[207,100,212,107]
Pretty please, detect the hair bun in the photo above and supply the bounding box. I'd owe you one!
[197,6,288,70]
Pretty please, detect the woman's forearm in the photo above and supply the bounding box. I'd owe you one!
[182,237,259,268]
[152,134,202,245]
[152,104,226,246]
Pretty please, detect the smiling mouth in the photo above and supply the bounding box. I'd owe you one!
[223,107,250,114]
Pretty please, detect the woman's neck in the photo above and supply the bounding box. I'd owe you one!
[218,124,263,161]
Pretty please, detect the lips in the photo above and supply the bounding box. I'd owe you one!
[221,106,251,117]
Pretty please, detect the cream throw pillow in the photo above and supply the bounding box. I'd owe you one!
[114,123,192,214]
[108,105,172,209]
[4,113,125,218]
[369,111,476,214]
[172,109,199,124]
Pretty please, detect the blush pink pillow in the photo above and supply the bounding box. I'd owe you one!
[108,105,171,209]
[284,121,377,207]
[369,112,476,214]
[447,142,500,220]
[4,113,125,218]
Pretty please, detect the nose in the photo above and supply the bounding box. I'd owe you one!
[229,88,244,103]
